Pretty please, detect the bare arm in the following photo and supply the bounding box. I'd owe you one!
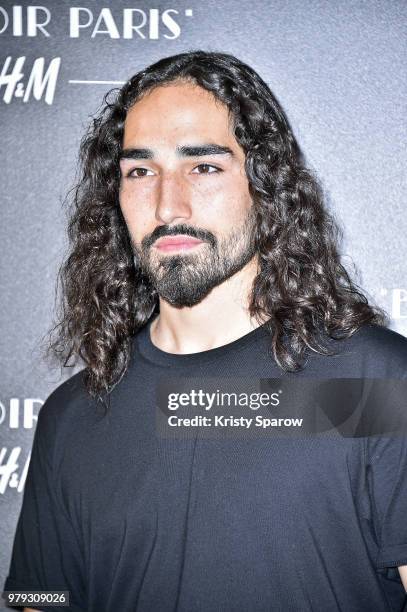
[398,565,407,591]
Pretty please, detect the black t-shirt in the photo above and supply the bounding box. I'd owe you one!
[3,318,407,611]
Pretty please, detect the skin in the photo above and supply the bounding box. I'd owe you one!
[118,79,407,590]
[23,83,407,612]
[119,80,261,354]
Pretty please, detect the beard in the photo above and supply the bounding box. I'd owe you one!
[132,206,258,308]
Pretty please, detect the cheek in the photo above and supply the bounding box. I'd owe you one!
[201,174,252,221]
[119,187,152,242]
[119,180,154,213]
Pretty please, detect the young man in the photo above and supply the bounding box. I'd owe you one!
[4,51,407,611]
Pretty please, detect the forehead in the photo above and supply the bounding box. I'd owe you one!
[122,81,235,147]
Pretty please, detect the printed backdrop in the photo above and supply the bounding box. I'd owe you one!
[1,0,406,604]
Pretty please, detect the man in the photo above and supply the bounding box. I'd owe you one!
[3,50,407,611]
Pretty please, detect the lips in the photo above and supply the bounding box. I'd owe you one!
[154,235,204,252]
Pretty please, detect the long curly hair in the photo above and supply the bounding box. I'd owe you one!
[46,49,388,400]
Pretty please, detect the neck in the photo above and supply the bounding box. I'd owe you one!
[149,255,263,354]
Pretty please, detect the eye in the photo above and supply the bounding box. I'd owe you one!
[191,163,222,175]
[125,167,154,179]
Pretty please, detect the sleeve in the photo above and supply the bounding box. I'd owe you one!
[2,392,87,611]
[366,433,407,577]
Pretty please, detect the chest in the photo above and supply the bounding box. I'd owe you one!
[59,422,364,547]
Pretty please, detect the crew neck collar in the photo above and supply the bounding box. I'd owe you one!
[135,314,271,368]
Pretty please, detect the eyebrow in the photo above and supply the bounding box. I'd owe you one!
[119,143,235,160]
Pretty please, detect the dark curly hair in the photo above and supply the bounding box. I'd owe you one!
[46,49,388,400]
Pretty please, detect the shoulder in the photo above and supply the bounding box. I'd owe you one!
[347,324,407,376]
[349,323,407,362]
[311,323,407,378]
[348,323,407,351]
[36,368,99,443]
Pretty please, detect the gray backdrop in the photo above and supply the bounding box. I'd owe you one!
[1,0,406,605]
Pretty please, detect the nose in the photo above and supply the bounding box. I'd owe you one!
[155,172,192,225]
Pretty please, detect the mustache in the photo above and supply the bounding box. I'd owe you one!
[142,223,217,250]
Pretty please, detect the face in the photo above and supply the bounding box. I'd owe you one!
[119,80,257,307]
